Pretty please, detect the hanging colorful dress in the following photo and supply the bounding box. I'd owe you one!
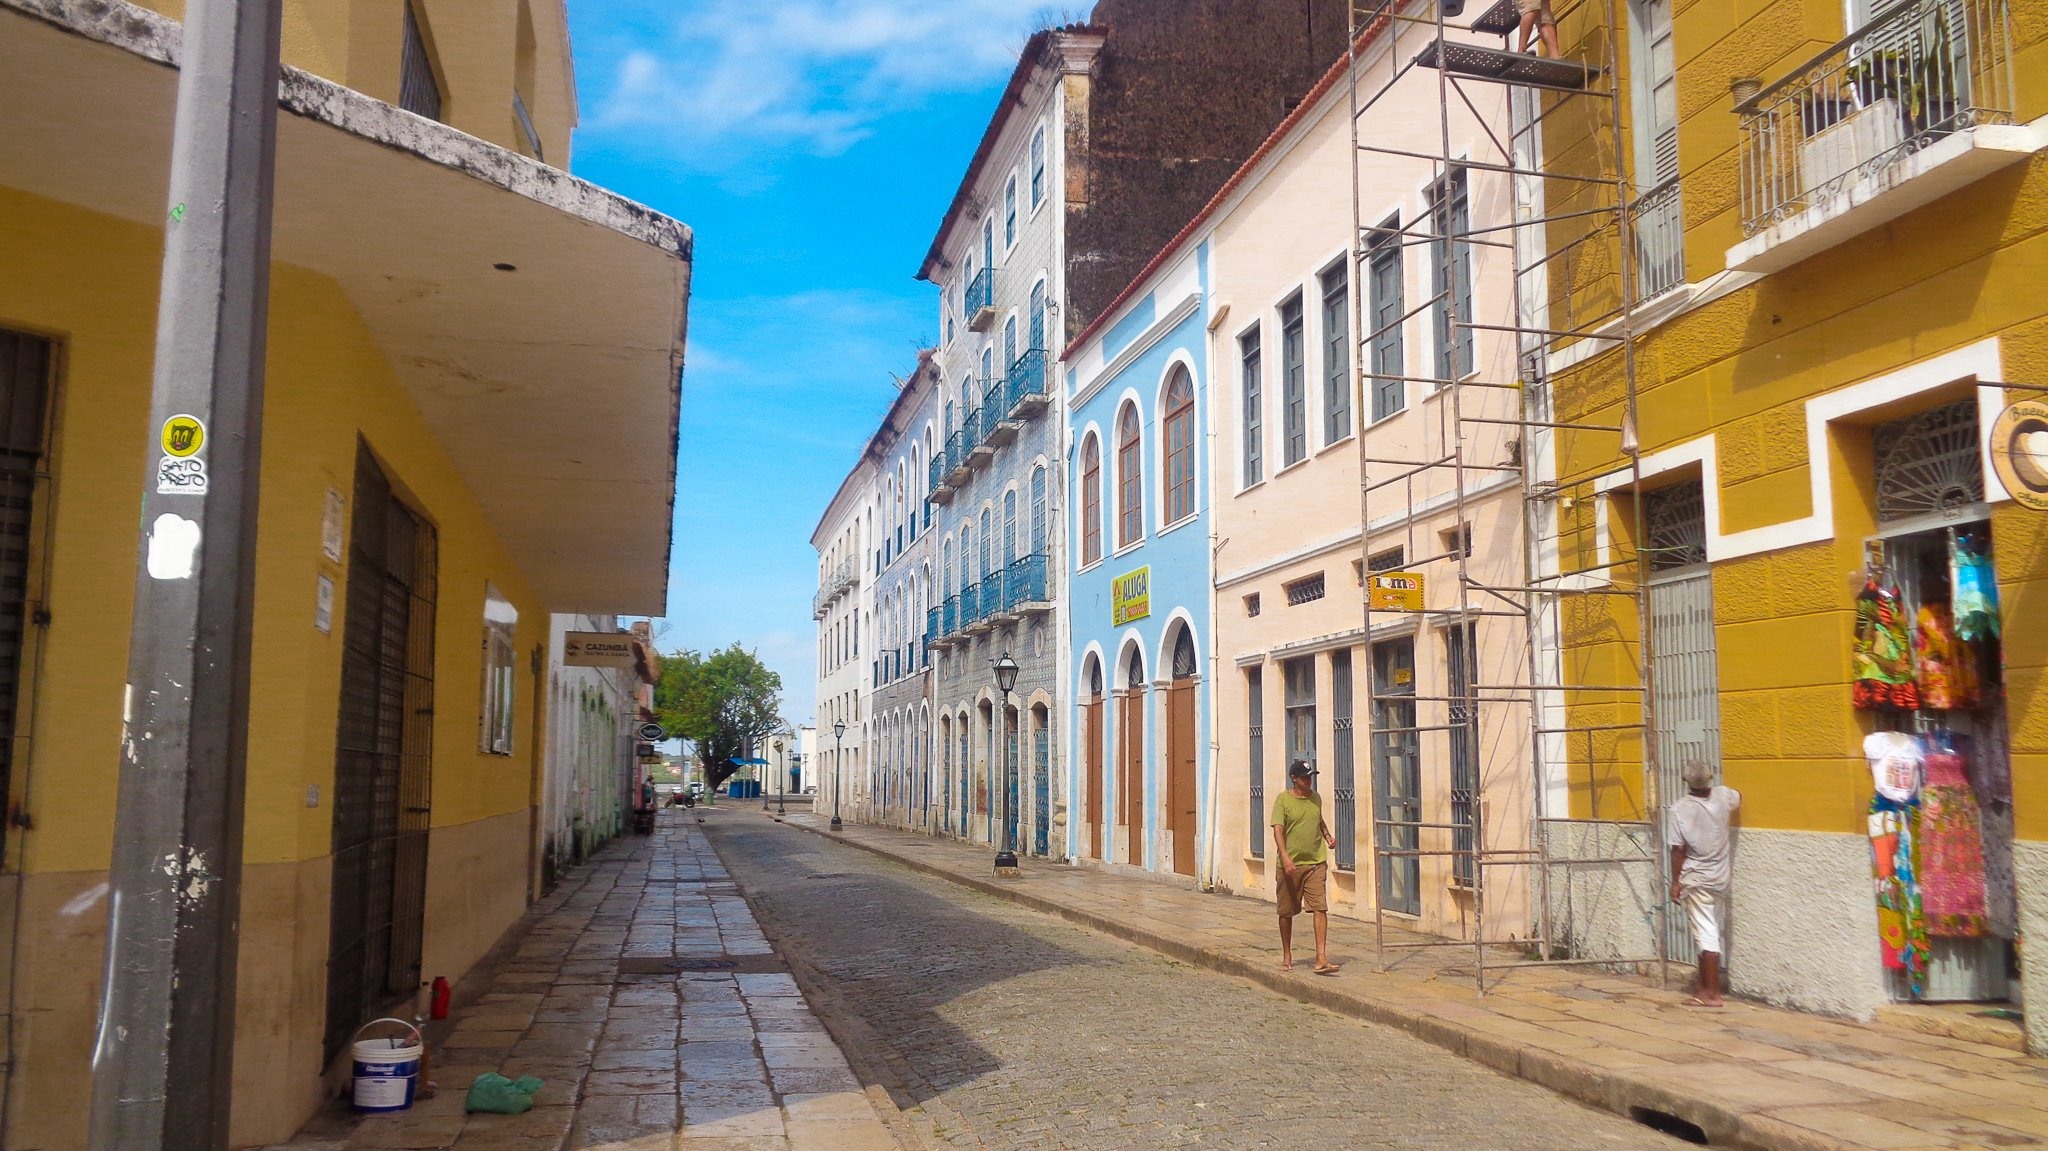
[1913,603,1978,710]
[1950,535,2001,644]
[1918,743,1990,938]
[1864,731,1928,994]
[1853,581,1920,710]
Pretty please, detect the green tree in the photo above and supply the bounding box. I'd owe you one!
[653,644,783,792]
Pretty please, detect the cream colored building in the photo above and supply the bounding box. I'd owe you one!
[1204,26,1530,941]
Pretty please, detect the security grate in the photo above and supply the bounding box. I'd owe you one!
[1445,623,1478,887]
[1246,666,1265,858]
[1285,573,1326,606]
[1172,629,1198,679]
[1367,547,1406,572]
[400,2,442,121]
[326,448,437,1059]
[1332,650,1357,871]
[1244,593,1261,617]
[1644,479,1708,571]
[1874,400,1982,523]
[0,331,49,865]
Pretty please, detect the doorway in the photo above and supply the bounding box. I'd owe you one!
[1166,628,1199,877]
[326,447,438,1058]
[1084,660,1104,860]
[1372,638,1420,916]
[1644,478,1720,963]
[1119,652,1146,866]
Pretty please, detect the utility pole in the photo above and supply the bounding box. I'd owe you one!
[90,1,283,1148]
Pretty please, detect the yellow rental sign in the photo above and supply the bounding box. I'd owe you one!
[1112,567,1152,626]
[1368,571,1426,612]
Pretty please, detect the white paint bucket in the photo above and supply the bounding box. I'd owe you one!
[350,1018,424,1114]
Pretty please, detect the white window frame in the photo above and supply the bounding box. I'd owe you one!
[480,583,519,755]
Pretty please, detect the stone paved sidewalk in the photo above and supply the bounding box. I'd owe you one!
[265,810,897,1151]
[784,812,2048,1151]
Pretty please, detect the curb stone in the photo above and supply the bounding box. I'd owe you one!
[780,813,1867,1151]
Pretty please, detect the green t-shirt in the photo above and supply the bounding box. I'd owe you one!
[1269,791,1327,866]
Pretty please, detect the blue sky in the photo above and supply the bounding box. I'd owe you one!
[566,1,1074,725]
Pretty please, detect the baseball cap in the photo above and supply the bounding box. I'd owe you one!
[1288,761,1315,780]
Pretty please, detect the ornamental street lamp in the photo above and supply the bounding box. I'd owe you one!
[992,653,1020,874]
[831,720,846,832]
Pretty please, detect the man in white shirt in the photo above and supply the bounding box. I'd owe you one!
[1668,759,1740,1007]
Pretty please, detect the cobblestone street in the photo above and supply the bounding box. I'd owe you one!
[704,813,1683,1151]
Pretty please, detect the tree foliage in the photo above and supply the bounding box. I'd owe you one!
[653,644,783,790]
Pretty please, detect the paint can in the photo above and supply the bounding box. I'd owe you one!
[351,1018,424,1114]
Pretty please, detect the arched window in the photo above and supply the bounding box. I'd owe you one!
[1004,175,1019,248]
[1030,465,1048,554]
[1163,368,1196,525]
[1003,315,1019,374]
[978,507,992,580]
[1030,126,1048,207]
[1028,280,1046,351]
[1080,434,1102,565]
[1117,404,1143,546]
[959,522,972,593]
[1088,656,1103,699]
[1127,649,1146,690]
[942,538,953,597]
[1173,626,1198,680]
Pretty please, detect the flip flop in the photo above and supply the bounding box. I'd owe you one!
[1313,962,1341,976]
[1682,996,1723,1008]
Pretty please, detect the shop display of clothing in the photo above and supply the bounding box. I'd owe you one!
[1918,741,1990,938]
[1913,603,1979,710]
[1950,535,2001,643]
[1853,581,1920,710]
[1868,794,1929,997]
[1863,730,1922,804]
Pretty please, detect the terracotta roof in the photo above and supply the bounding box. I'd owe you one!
[1060,19,1390,362]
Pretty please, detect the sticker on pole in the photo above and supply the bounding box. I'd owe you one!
[156,455,208,495]
[161,414,206,458]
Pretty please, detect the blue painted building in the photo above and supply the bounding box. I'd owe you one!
[1063,241,1213,880]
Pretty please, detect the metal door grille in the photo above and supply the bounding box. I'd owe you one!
[1645,480,1708,571]
[1332,650,1357,871]
[327,450,437,1058]
[1246,667,1264,857]
[1649,571,1720,963]
[1445,623,1478,887]
[1372,638,1420,916]
[0,332,48,864]
[1874,400,1982,522]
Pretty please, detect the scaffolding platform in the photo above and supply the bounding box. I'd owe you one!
[1466,0,1522,36]
[1413,40,1601,90]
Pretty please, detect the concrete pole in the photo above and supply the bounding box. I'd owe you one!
[89,1,282,1147]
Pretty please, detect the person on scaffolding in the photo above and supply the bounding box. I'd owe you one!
[1516,0,1561,57]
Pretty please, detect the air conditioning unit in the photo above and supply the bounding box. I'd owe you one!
[1800,96,1905,202]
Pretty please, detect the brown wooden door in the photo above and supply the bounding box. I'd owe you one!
[1121,690,1145,864]
[1167,680,1197,876]
[1083,698,1103,859]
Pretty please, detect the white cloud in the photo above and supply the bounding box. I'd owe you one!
[591,0,1067,158]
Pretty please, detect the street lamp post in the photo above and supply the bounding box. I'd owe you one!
[992,653,1020,874]
[776,737,788,817]
[831,720,846,832]
[766,738,780,813]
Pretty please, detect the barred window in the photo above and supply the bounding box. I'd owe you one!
[1285,573,1327,606]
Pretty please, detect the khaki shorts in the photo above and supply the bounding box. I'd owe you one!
[1685,887,1727,954]
[1516,0,1549,16]
[1277,862,1329,917]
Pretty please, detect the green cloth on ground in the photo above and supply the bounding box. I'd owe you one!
[465,1073,543,1114]
[1269,791,1327,866]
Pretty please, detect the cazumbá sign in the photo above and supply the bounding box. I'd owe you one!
[1112,567,1151,626]
[564,632,636,669]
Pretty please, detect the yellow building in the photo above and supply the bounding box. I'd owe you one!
[0,0,691,1143]
[1527,0,2047,1049]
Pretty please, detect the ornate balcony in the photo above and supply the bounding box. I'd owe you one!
[984,376,1021,447]
[928,450,954,505]
[972,572,1006,631]
[1004,349,1050,418]
[1730,0,2030,273]
[964,267,997,332]
[945,425,974,486]
[1005,554,1051,616]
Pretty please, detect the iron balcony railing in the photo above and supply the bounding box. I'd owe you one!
[979,573,1005,619]
[946,425,973,472]
[943,597,959,635]
[1004,554,1048,608]
[810,556,859,617]
[929,451,948,494]
[963,267,995,319]
[927,607,942,650]
[1629,178,1686,300]
[1005,349,1048,412]
[960,582,983,627]
[1736,0,2015,235]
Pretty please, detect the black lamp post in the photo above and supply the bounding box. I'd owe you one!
[992,653,1020,873]
[776,737,788,817]
[831,720,846,832]
[767,738,781,813]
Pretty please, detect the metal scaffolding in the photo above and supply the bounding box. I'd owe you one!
[1346,0,1670,990]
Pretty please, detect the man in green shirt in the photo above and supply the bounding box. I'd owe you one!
[1271,760,1340,974]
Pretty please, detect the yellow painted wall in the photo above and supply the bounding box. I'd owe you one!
[133,0,577,164]
[1539,0,2048,833]
[0,181,554,1146]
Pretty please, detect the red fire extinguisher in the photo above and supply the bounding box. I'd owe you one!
[430,976,451,1020]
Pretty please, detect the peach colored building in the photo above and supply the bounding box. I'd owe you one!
[1203,28,1531,942]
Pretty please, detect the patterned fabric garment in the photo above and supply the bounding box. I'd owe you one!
[1950,538,2001,643]
[1913,603,1978,710]
[1869,794,1929,997]
[1918,750,1990,938]
[1853,581,1920,710]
